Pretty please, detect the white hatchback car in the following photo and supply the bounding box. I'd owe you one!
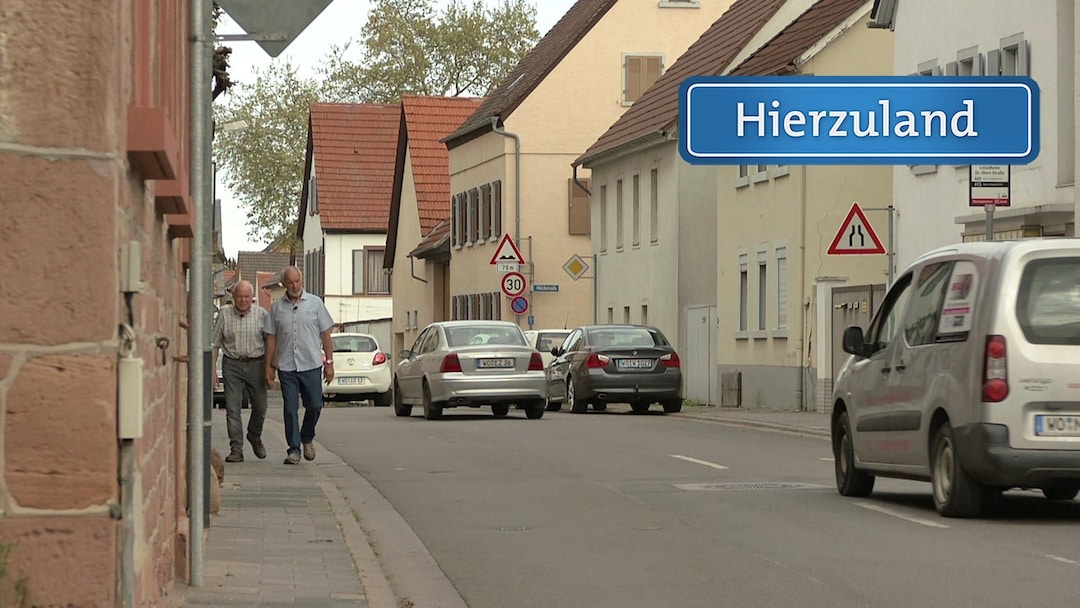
[323,333,393,406]
[832,239,1080,517]
[523,329,570,369]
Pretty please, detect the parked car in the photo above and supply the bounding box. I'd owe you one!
[393,321,547,420]
[832,239,1080,517]
[546,324,683,414]
[323,333,393,406]
[523,329,570,368]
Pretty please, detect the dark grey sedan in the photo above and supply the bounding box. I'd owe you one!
[545,325,683,414]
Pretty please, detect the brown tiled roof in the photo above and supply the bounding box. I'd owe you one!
[386,96,484,269]
[408,217,451,259]
[576,0,788,165]
[309,103,401,231]
[731,0,869,76]
[443,0,618,147]
[236,251,292,285]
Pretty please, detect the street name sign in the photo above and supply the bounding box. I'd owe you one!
[533,284,560,292]
[679,76,1039,165]
[828,203,886,255]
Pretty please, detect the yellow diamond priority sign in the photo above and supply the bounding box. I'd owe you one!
[562,254,589,281]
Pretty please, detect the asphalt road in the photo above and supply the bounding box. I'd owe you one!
[307,403,1080,608]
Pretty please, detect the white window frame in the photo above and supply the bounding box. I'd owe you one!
[631,174,641,248]
[774,243,788,336]
[615,179,624,251]
[755,245,768,336]
[649,169,659,244]
[999,33,1029,76]
[599,184,608,253]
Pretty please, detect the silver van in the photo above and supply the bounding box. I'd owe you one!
[832,239,1080,517]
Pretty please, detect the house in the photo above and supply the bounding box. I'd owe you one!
[869,0,1076,269]
[297,103,401,326]
[573,0,832,404]
[440,0,736,333]
[384,96,485,356]
[235,250,293,310]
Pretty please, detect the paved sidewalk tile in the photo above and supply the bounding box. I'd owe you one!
[182,409,368,608]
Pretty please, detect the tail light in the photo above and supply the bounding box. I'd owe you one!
[372,352,388,365]
[982,335,1008,402]
[660,352,681,368]
[528,353,544,371]
[585,352,610,369]
[440,353,462,373]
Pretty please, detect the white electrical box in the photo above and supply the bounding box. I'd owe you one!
[118,357,144,439]
[120,241,146,293]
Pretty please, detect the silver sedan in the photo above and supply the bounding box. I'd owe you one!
[393,321,548,420]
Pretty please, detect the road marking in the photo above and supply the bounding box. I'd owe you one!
[670,455,728,470]
[819,457,834,461]
[854,502,950,528]
[1045,554,1078,565]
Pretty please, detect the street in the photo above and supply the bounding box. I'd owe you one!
[287,403,1080,608]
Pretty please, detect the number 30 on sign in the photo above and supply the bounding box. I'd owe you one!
[501,272,527,297]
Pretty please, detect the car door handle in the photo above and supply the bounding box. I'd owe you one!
[894,363,906,372]
[880,366,891,374]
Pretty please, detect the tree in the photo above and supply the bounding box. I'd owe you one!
[214,0,539,244]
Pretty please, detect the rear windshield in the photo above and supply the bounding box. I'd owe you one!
[1017,257,1080,345]
[332,335,377,352]
[587,327,668,347]
[536,332,570,352]
[446,325,527,347]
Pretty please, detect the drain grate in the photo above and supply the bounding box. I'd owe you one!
[675,482,829,491]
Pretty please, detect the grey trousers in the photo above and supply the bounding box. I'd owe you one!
[222,357,268,452]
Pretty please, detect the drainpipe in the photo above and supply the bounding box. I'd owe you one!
[490,116,521,245]
[571,163,597,324]
[409,255,428,283]
[797,165,808,411]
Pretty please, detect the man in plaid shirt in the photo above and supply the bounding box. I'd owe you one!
[212,280,269,463]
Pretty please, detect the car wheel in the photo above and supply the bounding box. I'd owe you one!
[491,404,510,417]
[544,395,561,412]
[374,390,392,407]
[662,399,682,414]
[393,380,412,417]
[525,399,545,419]
[630,402,650,414]
[567,377,587,414]
[422,381,443,420]
[1042,484,1080,501]
[931,421,985,517]
[834,411,875,497]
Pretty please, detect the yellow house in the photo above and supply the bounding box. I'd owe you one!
[441,0,736,332]
[385,96,485,356]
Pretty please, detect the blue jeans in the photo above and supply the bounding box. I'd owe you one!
[277,368,324,454]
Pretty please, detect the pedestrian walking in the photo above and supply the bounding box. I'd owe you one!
[263,266,336,465]
[211,280,269,463]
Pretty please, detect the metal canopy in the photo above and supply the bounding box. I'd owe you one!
[217,0,335,57]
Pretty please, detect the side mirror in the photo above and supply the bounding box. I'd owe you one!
[398,350,412,360]
[841,326,868,357]
[550,347,561,357]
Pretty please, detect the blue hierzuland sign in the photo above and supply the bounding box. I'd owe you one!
[679,76,1039,165]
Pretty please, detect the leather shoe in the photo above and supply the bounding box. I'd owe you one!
[225,450,244,463]
[247,433,266,459]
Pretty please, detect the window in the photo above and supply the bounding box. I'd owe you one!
[405,311,411,329]
[902,261,952,346]
[736,165,750,188]
[641,304,648,325]
[606,307,614,324]
[308,174,318,215]
[352,249,365,294]
[775,246,788,330]
[623,54,662,104]
[999,33,1029,76]
[956,46,983,76]
[366,248,389,294]
[616,179,624,250]
[1017,258,1080,344]
[757,258,767,331]
[623,306,630,323]
[412,310,418,330]
[738,251,748,332]
[568,178,591,236]
[492,180,503,238]
[866,275,914,354]
[480,184,491,243]
[916,59,941,76]
[649,169,659,244]
[632,174,640,247]
[599,185,608,252]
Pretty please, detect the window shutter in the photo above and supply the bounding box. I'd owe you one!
[451,194,459,247]
[492,180,503,236]
[567,178,591,235]
[625,56,643,102]
[945,61,958,76]
[987,49,1000,75]
[643,57,662,94]
[1017,40,1029,76]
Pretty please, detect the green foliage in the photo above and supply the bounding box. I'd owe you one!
[0,537,28,607]
[214,0,539,244]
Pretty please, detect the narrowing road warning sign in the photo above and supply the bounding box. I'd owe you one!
[827,203,885,255]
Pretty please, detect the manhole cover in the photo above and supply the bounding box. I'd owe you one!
[675,482,829,491]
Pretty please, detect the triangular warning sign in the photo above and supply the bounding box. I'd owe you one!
[218,0,334,58]
[489,233,525,265]
[827,203,886,255]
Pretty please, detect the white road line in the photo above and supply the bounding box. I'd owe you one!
[670,454,729,470]
[819,457,834,462]
[1045,554,1079,565]
[854,502,950,529]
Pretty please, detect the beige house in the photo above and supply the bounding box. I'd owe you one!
[441,0,735,332]
[384,96,485,356]
[575,0,809,405]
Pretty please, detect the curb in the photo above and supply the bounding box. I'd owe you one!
[670,411,832,439]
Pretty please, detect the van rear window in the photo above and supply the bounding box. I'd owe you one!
[1017,258,1080,345]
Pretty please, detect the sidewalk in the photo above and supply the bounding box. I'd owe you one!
[179,403,832,607]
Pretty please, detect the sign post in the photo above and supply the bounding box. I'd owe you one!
[970,165,1010,241]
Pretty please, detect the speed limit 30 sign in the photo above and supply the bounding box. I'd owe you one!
[500,271,527,297]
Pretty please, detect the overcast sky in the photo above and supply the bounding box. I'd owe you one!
[216,0,578,258]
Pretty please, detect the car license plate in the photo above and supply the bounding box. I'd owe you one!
[338,377,366,385]
[616,358,653,370]
[1035,414,1080,437]
[477,358,514,369]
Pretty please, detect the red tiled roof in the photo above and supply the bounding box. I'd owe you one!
[443,0,618,146]
[408,217,451,259]
[576,0,788,165]
[310,103,401,231]
[403,96,485,234]
[730,0,869,76]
